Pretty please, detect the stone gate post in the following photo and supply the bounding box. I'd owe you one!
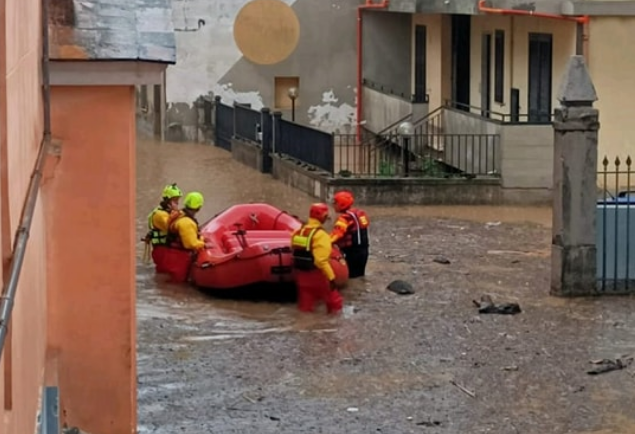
[551,55,600,296]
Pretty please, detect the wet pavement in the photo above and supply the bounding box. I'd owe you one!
[136,138,635,434]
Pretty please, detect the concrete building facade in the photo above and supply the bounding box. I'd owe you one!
[0,0,176,433]
[157,0,359,141]
[360,0,635,195]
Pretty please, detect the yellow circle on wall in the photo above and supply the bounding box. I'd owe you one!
[233,0,301,65]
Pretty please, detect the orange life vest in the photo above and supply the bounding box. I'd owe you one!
[336,208,370,249]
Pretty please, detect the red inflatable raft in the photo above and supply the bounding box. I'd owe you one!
[190,203,349,290]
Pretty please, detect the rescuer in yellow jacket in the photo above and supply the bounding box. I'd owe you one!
[164,191,208,283]
[291,203,342,314]
[144,183,183,273]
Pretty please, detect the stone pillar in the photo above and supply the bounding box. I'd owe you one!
[551,55,600,297]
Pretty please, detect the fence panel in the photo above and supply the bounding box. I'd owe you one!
[597,155,635,292]
[333,132,500,178]
[277,120,334,173]
[234,104,262,145]
[215,102,233,151]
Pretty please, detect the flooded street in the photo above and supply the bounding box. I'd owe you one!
[136,137,635,434]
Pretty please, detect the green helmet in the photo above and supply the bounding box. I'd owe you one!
[184,192,204,210]
[162,183,183,200]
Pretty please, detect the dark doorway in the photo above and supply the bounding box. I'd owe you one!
[528,33,553,123]
[451,14,471,111]
[414,25,427,103]
[481,33,492,118]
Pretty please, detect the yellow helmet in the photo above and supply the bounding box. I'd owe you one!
[184,192,204,210]
[162,183,183,200]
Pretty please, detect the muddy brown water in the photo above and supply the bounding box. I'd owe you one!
[136,138,634,434]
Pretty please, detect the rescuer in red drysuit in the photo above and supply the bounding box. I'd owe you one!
[291,203,343,314]
[330,190,370,278]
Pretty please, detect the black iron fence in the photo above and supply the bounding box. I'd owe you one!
[212,96,334,173]
[234,103,261,144]
[597,156,635,291]
[333,131,500,178]
[215,98,233,151]
[275,118,334,173]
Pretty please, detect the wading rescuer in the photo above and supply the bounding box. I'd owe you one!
[291,203,343,314]
[164,191,210,283]
[330,190,370,278]
[144,183,183,273]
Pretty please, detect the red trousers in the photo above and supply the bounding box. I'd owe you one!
[163,248,194,283]
[151,245,169,273]
[295,269,343,314]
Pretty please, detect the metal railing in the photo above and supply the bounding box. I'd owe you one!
[445,100,555,125]
[597,155,635,292]
[275,118,334,173]
[334,130,500,178]
[214,98,233,151]
[234,103,262,145]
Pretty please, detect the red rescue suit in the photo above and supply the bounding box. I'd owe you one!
[291,223,343,314]
[331,208,370,278]
[164,213,202,284]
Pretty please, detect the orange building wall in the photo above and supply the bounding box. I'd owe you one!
[45,85,137,434]
[0,0,49,433]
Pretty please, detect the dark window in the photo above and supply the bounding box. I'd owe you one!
[494,30,505,104]
[414,25,427,103]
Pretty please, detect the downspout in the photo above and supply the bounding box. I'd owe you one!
[0,0,51,359]
[477,0,589,56]
[477,0,588,23]
[356,0,390,143]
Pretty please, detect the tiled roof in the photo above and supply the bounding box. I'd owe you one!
[48,0,176,64]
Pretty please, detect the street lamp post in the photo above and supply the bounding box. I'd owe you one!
[287,87,298,122]
[397,121,414,177]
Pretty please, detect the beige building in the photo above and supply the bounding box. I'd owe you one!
[361,0,635,197]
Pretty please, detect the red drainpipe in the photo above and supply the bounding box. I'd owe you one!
[356,0,390,143]
[478,0,588,24]
[478,1,590,64]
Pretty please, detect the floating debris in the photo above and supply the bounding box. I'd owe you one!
[473,295,521,315]
[387,280,414,295]
[433,256,451,264]
[587,357,633,375]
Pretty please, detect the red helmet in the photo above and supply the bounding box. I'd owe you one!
[333,190,354,210]
[309,203,329,222]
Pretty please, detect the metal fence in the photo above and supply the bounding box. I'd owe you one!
[333,131,500,178]
[212,97,335,174]
[215,101,234,151]
[275,118,334,173]
[234,103,262,144]
[597,155,635,291]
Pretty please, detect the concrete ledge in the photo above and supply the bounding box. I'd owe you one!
[272,155,330,199]
[231,138,262,171]
[326,177,502,205]
[501,188,553,205]
[271,155,505,205]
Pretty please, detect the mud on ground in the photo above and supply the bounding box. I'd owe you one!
[137,216,635,434]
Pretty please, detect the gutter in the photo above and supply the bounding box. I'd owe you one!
[356,0,390,143]
[478,0,589,57]
[0,0,51,360]
[478,0,588,23]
